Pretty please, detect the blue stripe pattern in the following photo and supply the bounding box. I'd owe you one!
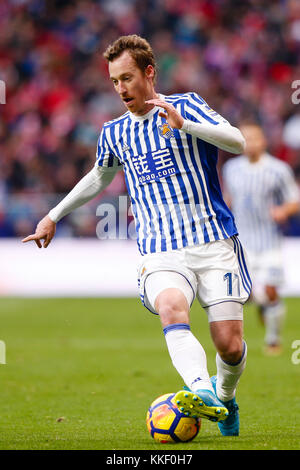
[232,236,252,294]
[96,92,238,255]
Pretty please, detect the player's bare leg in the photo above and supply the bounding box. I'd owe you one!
[210,319,244,365]
[262,285,285,355]
[254,285,285,355]
[209,314,246,436]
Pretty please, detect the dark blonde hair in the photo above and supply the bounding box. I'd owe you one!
[103,35,157,82]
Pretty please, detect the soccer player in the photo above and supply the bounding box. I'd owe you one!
[22,35,251,436]
[223,123,300,355]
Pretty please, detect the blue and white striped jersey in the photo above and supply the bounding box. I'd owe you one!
[96,92,238,255]
[222,153,299,253]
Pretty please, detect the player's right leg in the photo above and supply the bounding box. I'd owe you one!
[248,249,285,354]
[144,271,228,422]
[252,284,285,354]
[209,314,247,435]
[261,286,285,355]
[193,236,251,432]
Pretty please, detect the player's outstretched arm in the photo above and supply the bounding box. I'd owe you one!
[270,164,300,224]
[22,165,119,248]
[270,201,300,224]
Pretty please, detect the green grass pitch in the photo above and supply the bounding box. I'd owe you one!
[0,297,299,450]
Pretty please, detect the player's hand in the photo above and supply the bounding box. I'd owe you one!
[145,98,184,129]
[269,206,288,225]
[22,215,56,248]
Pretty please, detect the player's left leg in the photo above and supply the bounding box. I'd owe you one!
[249,249,285,354]
[194,237,251,435]
[207,304,246,436]
[262,285,285,355]
[210,317,246,403]
[252,283,285,354]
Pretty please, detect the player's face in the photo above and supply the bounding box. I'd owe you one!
[241,125,267,159]
[109,51,156,116]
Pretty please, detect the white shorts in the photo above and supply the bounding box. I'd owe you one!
[247,248,284,287]
[137,236,251,317]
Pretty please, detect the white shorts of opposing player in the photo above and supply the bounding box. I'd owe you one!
[247,248,285,347]
[247,248,284,291]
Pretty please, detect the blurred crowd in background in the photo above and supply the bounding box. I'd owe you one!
[0,0,300,239]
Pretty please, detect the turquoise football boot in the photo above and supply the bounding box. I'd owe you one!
[210,375,239,436]
[174,387,228,423]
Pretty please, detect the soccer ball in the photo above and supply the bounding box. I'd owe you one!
[146,393,201,443]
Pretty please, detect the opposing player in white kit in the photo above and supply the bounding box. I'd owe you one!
[22,35,251,436]
[223,123,300,355]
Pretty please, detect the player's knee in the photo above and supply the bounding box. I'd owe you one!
[265,285,278,303]
[218,337,243,364]
[155,288,189,326]
[252,285,279,306]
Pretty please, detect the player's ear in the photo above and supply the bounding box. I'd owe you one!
[145,65,155,82]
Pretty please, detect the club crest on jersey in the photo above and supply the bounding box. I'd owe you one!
[158,123,174,139]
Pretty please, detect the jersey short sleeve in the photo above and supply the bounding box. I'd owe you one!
[183,92,230,126]
[95,126,123,171]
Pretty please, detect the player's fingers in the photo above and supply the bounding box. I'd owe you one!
[22,233,45,248]
[22,234,37,243]
[43,235,52,248]
[159,111,168,119]
[145,98,160,104]
[146,99,168,109]
[35,239,42,249]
